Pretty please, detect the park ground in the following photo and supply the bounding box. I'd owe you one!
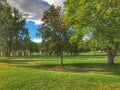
[0,52,120,90]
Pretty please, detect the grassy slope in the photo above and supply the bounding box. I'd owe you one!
[0,52,120,90]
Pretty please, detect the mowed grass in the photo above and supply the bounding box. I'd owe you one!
[0,52,120,90]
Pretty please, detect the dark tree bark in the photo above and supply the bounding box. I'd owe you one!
[106,41,118,65]
[60,43,63,66]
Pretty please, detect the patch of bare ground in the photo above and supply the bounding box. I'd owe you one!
[0,63,16,67]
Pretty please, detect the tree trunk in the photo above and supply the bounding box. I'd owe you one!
[5,51,11,57]
[107,49,114,65]
[60,52,63,66]
[5,40,12,57]
[5,47,11,57]
[60,45,63,66]
[107,56,114,65]
[106,41,118,65]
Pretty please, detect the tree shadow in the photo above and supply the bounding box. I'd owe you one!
[0,59,58,64]
[0,60,36,64]
[22,62,120,75]
[64,63,120,75]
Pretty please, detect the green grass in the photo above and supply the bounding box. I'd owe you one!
[0,52,120,90]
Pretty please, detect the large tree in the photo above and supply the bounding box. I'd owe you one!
[37,5,71,66]
[64,0,120,65]
[0,1,29,56]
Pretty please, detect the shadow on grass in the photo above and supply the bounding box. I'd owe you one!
[0,59,58,64]
[65,63,120,75]
[21,62,120,75]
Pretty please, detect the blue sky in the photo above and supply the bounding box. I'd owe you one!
[26,21,41,42]
[26,21,38,39]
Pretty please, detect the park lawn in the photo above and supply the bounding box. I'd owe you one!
[0,52,120,90]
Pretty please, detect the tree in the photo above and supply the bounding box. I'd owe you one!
[64,0,120,65]
[0,1,29,56]
[37,5,70,66]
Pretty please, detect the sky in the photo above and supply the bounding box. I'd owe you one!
[7,0,66,43]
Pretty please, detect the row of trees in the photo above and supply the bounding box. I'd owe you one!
[37,0,120,65]
[0,0,29,56]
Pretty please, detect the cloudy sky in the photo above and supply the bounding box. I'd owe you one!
[7,0,66,42]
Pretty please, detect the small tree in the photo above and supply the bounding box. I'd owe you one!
[37,5,70,66]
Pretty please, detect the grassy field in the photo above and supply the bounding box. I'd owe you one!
[0,52,120,90]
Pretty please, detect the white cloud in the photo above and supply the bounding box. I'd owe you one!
[31,38,42,43]
[7,0,66,25]
[43,0,66,6]
[27,19,43,25]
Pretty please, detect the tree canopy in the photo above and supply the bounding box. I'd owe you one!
[64,0,120,65]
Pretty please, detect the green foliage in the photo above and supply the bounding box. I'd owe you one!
[64,0,120,64]
[28,41,40,53]
[64,0,120,43]
[0,1,29,56]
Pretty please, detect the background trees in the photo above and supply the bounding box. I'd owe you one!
[28,41,40,55]
[64,0,120,65]
[0,0,29,56]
